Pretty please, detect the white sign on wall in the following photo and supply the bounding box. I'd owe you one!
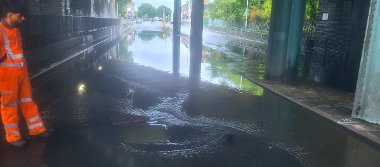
[322,13,329,21]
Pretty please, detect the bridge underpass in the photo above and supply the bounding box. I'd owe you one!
[0,0,380,167]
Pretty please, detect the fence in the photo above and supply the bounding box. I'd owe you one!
[204,19,270,42]
[203,19,317,80]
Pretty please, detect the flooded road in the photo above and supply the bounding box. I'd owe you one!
[0,27,380,167]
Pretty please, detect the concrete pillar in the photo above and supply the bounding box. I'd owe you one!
[173,0,181,35]
[266,0,306,82]
[187,0,203,116]
[173,36,180,77]
[189,0,204,85]
[173,0,182,77]
[353,0,380,124]
[266,0,292,81]
[285,0,306,82]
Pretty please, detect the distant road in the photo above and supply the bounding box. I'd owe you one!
[131,21,265,53]
[132,21,166,32]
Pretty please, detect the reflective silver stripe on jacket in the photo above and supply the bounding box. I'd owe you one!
[1,102,17,107]
[28,122,43,130]
[28,116,40,123]
[0,91,13,95]
[11,54,24,59]
[4,123,18,128]
[6,131,20,135]
[0,28,24,60]
[20,98,33,103]
[0,62,25,68]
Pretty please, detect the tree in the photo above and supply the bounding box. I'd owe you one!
[156,5,172,18]
[303,0,319,33]
[207,0,319,23]
[207,0,244,22]
[207,0,272,22]
[137,3,156,18]
[138,31,157,41]
[305,0,319,24]
[249,0,271,21]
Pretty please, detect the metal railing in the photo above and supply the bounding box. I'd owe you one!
[204,20,270,41]
[205,26,269,42]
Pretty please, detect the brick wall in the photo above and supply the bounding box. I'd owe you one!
[20,0,118,50]
[11,0,122,82]
[307,0,370,91]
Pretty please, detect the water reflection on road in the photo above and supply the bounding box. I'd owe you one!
[119,30,265,96]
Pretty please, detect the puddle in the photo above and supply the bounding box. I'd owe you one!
[121,124,169,144]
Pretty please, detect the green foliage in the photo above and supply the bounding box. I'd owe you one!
[118,37,134,62]
[249,0,272,21]
[156,5,172,18]
[207,0,272,22]
[116,0,131,17]
[138,3,156,18]
[138,31,157,41]
[207,0,319,23]
[304,0,319,34]
[204,48,265,96]
[305,0,319,23]
[207,0,244,22]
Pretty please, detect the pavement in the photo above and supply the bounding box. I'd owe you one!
[176,24,380,148]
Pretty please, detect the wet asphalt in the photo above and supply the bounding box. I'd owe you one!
[0,23,380,167]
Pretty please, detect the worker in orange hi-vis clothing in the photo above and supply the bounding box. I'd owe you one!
[0,0,47,147]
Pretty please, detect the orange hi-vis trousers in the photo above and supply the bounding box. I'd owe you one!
[0,67,46,142]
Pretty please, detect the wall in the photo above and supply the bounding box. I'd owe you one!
[15,0,121,81]
[306,0,370,91]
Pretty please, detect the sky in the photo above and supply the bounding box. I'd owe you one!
[132,0,209,10]
[133,0,179,10]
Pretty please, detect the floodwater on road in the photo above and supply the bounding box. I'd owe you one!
[0,28,380,167]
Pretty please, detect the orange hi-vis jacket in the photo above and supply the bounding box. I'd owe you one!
[0,19,26,69]
[0,19,46,143]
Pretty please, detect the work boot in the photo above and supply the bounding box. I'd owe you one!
[9,139,26,147]
[30,132,49,141]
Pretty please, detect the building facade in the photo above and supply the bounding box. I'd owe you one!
[126,2,136,19]
[181,0,209,22]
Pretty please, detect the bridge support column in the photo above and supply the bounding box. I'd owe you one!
[173,0,182,77]
[173,35,180,77]
[173,0,181,35]
[286,0,306,82]
[266,0,306,82]
[353,0,380,124]
[189,0,204,85]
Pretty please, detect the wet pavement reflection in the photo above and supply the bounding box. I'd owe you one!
[0,29,380,167]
